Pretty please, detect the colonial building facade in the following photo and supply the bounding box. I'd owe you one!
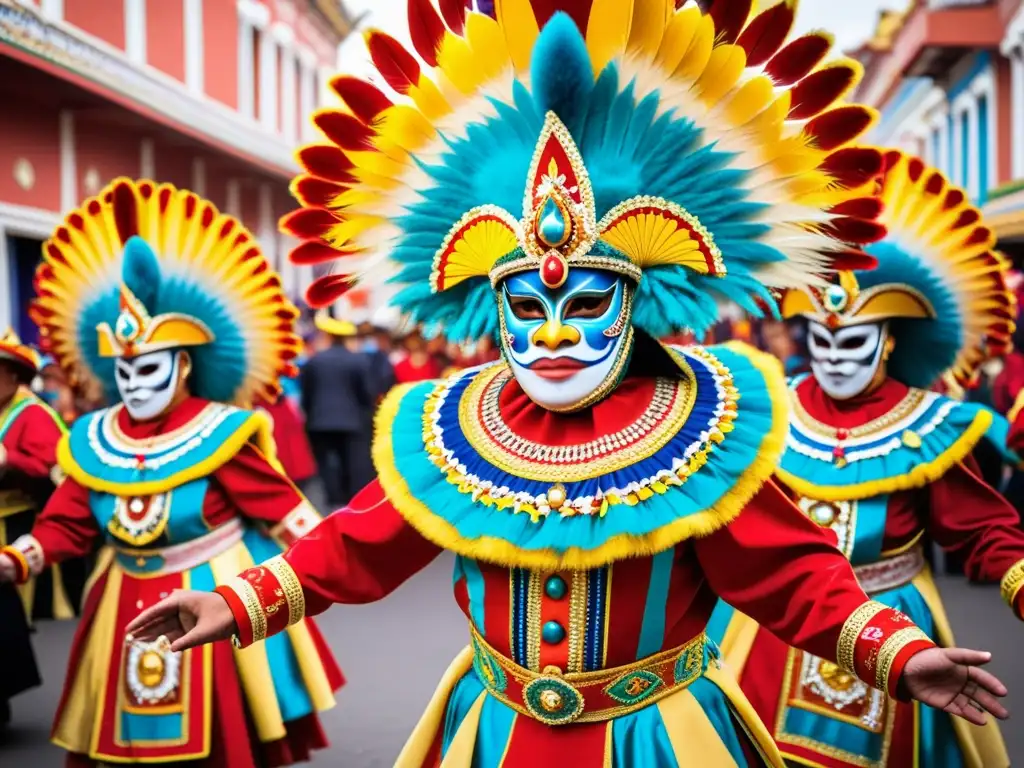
[0,0,353,340]
[852,0,1024,258]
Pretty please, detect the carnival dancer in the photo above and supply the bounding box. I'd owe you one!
[0,330,64,726]
[0,178,344,767]
[711,152,1024,768]
[129,3,1010,766]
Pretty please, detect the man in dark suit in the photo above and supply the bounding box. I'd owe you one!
[301,310,377,508]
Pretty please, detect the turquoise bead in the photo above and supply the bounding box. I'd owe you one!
[542,620,566,644]
[537,196,569,247]
[544,575,567,600]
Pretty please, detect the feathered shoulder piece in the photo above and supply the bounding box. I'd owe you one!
[31,178,301,406]
[782,151,1015,388]
[284,0,884,341]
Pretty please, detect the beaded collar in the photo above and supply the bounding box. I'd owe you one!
[59,401,273,496]
[778,376,993,501]
[373,342,788,569]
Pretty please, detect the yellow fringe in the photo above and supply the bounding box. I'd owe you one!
[57,411,274,496]
[775,408,992,503]
[371,343,790,570]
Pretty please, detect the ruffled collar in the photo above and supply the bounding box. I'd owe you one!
[778,375,991,501]
[373,343,788,569]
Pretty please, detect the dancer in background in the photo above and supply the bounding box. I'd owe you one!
[714,152,1023,768]
[0,178,343,767]
[0,330,63,727]
[131,3,1009,765]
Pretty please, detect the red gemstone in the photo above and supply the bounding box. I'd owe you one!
[540,253,567,289]
[836,428,848,440]
[832,446,845,458]
[136,454,146,466]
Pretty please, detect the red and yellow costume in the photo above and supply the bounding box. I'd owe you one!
[713,154,1024,767]
[0,179,343,766]
[0,331,65,712]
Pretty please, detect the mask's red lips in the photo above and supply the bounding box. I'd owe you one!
[528,357,586,381]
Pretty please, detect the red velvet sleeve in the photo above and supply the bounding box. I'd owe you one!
[0,477,100,583]
[212,442,321,547]
[695,480,935,697]
[2,404,62,479]
[928,459,1024,619]
[215,479,442,646]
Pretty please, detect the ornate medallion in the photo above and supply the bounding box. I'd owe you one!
[797,497,856,559]
[125,635,182,707]
[108,493,171,546]
[522,674,584,725]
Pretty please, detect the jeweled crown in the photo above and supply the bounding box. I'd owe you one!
[430,112,724,294]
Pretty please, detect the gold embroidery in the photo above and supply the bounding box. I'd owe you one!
[230,576,267,643]
[875,627,931,692]
[790,388,927,440]
[526,570,544,672]
[837,600,886,674]
[265,555,306,627]
[567,571,588,674]
[457,360,696,482]
[999,558,1024,613]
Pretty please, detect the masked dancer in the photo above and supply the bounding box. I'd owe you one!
[713,152,1023,768]
[0,179,344,767]
[129,3,1010,766]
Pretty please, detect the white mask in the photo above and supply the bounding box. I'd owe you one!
[808,321,888,400]
[115,350,181,420]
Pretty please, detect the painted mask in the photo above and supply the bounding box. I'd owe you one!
[115,350,184,420]
[808,320,888,400]
[497,267,633,411]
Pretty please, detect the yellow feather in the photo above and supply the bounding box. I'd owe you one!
[347,150,407,180]
[628,0,673,57]
[374,105,436,150]
[330,189,383,210]
[326,216,386,247]
[495,0,539,72]
[655,4,700,72]
[465,13,513,85]
[724,76,774,126]
[407,76,450,122]
[586,0,634,73]
[696,44,747,107]
[437,33,481,94]
[674,12,714,82]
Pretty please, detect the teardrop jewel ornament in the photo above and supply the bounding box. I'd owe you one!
[535,195,571,249]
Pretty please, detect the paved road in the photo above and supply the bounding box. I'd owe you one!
[2,552,1022,767]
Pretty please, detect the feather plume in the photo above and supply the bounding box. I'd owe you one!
[330,76,393,123]
[789,63,860,120]
[736,0,794,67]
[366,30,422,95]
[280,208,338,240]
[804,106,876,151]
[708,0,752,44]
[292,176,349,208]
[408,0,446,66]
[818,147,883,189]
[290,240,359,266]
[439,0,467,33]
[306,274,358,308]
[313,110,376,149]
[297,146,357,183]
[764,32,831,85]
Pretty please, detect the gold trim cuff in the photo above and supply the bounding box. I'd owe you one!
[264,556,305,628]
[1000,558,1024,617]
[837,600,887,674]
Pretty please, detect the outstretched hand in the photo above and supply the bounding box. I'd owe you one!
[901,647,1009,726]
[126,590,238,653]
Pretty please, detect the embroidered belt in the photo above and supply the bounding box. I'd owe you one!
[853,546,925,595]
[115,518,245,576]
[469,625,716,726]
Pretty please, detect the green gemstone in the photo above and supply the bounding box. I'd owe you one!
[537,196,569,247]
[604,669,663,706]
[544,575,567,600]
[542,620,566,644]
